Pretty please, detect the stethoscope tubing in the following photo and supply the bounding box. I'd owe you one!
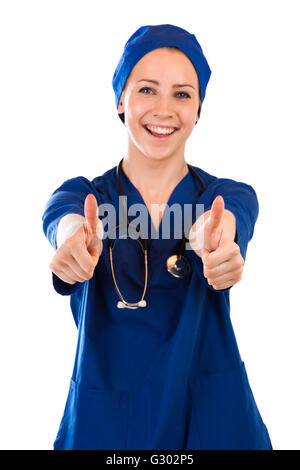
[108,158,207,308]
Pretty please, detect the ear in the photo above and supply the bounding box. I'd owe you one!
[117,93,125,114]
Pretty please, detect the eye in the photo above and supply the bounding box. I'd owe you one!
[138,87,191,99]
[176,91,190,99]
[139,87,153,94]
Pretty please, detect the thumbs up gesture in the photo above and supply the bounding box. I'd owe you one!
[189,195,244,290]
[49,194,104,285]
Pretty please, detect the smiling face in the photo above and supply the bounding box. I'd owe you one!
[117,47,201,163]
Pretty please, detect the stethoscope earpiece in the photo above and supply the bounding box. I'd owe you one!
[117,300,147,309]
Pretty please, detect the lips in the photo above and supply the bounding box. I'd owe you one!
[143,125,178,139]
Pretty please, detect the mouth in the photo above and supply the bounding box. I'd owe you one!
[143,124,178,140]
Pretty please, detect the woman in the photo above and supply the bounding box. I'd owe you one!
[42,24,272,450]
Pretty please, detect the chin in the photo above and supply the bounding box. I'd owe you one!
[143,150,176,162]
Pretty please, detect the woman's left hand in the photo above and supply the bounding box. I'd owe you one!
[189,195,244,290]
[201,232,244,290]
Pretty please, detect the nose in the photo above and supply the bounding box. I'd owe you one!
[152,95,175,119]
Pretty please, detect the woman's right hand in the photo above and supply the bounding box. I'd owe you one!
[49,194,104,284]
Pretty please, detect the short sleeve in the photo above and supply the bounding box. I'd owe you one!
[192,177,259,293]
[42,176,101,296]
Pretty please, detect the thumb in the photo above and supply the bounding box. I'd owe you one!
[201,247,210,264]
[89,246,100,259]
[84,193,99,234]
[208,195,224,231]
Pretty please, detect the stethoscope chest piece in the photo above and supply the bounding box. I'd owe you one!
[166,254,191,278]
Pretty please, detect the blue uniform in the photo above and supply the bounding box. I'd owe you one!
[42,163,272,450]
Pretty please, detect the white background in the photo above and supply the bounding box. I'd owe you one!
[0,0,299,450]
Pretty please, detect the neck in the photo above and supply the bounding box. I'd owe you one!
[122,154,189,200]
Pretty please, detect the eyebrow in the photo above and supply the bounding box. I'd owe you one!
[137,79,195,90]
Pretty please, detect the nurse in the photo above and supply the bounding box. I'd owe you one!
[42,24,273,450]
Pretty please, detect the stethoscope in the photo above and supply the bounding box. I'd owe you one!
[108,158,206,309]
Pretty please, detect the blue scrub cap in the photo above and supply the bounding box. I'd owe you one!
[112,24,212,124]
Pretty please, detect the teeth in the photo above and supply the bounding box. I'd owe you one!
[146,125,176,135]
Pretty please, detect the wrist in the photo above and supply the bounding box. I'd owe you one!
[56,214,85,249]
[188,210,210,256]
[222,210,236,241]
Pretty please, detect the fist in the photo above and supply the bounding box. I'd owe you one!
[189,195,244,290]
[49,194,104,285]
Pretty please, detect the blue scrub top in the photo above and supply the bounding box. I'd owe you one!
[42,163,272,450]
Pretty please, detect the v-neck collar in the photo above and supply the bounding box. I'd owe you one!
[118,163,196,238]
